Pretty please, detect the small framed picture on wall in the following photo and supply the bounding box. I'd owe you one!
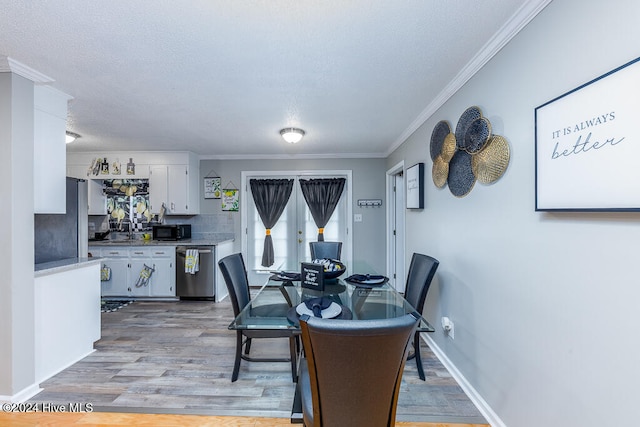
[204,177,221,199]
[406,163,424,209]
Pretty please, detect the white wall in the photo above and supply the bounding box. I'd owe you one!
[388,0,640,426]
[0,72,37,399]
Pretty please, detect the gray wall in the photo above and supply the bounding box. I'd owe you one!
[199,158,387,269]
[34,178,79,264]
[387,0,640,426]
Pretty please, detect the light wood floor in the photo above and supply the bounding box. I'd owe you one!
[24,300,488,426]
[0,412,488,426]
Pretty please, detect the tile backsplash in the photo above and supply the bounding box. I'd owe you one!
[89,213,235,241]
[164,214,235,240]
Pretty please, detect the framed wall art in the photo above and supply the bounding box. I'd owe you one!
[535,56,640,211]
[204,176,221,199]
[406,163,424,209]
[221,188,239,212]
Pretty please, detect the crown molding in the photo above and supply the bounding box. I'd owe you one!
[386,0,553,156]
[199,152,388,160]
[0,56,54,84]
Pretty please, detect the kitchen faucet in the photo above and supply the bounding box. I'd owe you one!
[119,218,134,240]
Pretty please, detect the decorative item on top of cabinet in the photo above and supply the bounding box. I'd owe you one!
[112,158,121,175]
[127,158,135,175]
[101,158,109,175]
[84,157,148,179]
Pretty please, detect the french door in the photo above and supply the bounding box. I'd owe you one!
[242,171,351,286]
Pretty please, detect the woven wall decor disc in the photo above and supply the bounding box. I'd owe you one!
[463,117,492,154]
[432,155,449,188]
[471,135,510,184]
[448,150,476,197]
[441,133,457,163]
[455,106,482,151]
[430,120,451,161]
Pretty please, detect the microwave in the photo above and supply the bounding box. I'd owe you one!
[152,224,191,241]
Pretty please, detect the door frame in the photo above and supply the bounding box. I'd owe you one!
[240,170,353,282]
[386,161,405,292]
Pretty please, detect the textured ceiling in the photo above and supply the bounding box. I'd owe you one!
[0,1,548,158]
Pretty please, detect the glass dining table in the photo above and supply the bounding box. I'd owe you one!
[228,262,435,423]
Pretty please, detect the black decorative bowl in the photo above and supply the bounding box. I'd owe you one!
[312,259,347,279]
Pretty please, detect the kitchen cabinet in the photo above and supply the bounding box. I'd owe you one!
[148,247,175,296]
[67,151,200,214]
[91,245,176,298]
[34,85,72,214]
[128,248,152,297]
[66,165,107,215]
[88,179,107,215]
[148,165,168,214]
[149,164,199,215]
[96,247,129,297]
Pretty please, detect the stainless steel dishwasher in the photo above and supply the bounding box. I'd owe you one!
[176,246,215,299]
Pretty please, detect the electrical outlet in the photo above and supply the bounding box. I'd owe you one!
[354,213,363,222]
[441,316,454,339]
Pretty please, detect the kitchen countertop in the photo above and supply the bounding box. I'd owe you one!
[35,257,102,277]
[88,238,234,247]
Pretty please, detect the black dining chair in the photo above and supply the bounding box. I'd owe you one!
[403,253,439,380]
[309,241,342,260]
[218,253,298,382]
[299,312,419,427]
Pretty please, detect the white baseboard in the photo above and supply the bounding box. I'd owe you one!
[0,383,42,403]
[423,335,507,427]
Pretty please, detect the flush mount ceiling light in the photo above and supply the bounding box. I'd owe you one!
[66,131,81,144]
[280,127,305,144]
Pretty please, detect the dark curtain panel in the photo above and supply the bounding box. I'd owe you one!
[250,178,294,267]
[299,178,346,241]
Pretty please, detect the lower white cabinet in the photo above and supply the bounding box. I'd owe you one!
[92,245,176,298]
[148,247,175,296]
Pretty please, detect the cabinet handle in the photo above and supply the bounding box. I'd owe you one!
[133,251,144,255]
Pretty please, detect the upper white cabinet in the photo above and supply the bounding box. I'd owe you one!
[148,165,168,214]
[34,86,71,213]
[149,164,198,215]
[66,165,107,215]
[67,151,200,216]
